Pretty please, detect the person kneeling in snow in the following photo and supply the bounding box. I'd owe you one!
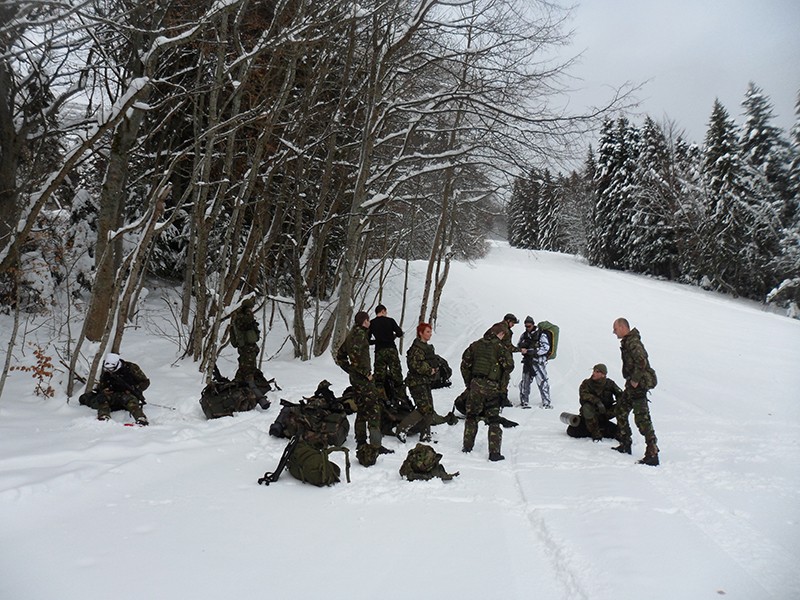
[93,353,150,425]
[566,363,621,441]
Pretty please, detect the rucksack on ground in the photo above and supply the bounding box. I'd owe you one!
[200,380,263,419]
[268,381,351,445]
[538,320,560,360]
[399,443,459,481]
[287,441,350,487]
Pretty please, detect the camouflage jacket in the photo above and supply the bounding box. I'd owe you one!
[99,361,150,397]
[232,306,260,347]
[483,321,519,353]
[461,336,512,387]
[405,337,437,388]
[578,377,622,411]
[620,328,656,389]
[341,324,372,382]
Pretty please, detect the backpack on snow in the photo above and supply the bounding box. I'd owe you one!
[537,320,560,360]
[399,443,459,481]
[200,380,262,419]
[268,381,351,446]
[287,441,350,487]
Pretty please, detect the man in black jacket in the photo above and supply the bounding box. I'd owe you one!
[368,304,408,402]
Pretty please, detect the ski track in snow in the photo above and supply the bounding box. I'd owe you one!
[509,438,592,600]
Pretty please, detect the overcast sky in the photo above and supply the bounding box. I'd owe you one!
[559,0,800,144]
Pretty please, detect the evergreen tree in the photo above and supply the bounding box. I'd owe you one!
[628,117,679,278]
[591,118,639,269]
[507,176,527,247]
[740,82,792,224]
[767,91,800,315]
[537,169,558,251]
[702,99,781,298]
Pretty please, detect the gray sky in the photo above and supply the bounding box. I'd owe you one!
[559,0,800,143]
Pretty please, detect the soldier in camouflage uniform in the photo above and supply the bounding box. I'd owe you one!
[612,318,660,466]
[368,304,408,402]
[337,311,386,453]
[461,323,514,461]
[483,313,519,407]
[396,322,438,443]
[231,297,269,391]
[95,353,150,425]
[577,363,622,440]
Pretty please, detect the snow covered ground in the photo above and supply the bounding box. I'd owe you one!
[1,242,798,600]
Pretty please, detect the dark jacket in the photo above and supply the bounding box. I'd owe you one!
[369,315,403,350]
[99,361,150,397]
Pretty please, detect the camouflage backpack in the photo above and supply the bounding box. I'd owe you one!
[399,443,459,481]
[268,381,351,445]
[356,443,380,467]
[200,380,261,419]
[287,441,350,487]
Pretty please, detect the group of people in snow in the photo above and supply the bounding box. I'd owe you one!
[80,300,660,468]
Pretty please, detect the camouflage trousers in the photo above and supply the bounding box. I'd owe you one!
[463,378,503,455]
[580,402,608,440]
[351,378,383,448]
[235,343,260,381]
[397,384,434,439]
[615,384,657,448]
[97,392,146,421]
[374,347,407,400]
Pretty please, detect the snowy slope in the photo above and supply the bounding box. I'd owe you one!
[1,242,798,600]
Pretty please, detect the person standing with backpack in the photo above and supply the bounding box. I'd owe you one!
[230,297,270,394]
[461,323,513,461]
[337,311,388,455]
[612,317,660,466]
[396,322,438,443]
[518,316,552,409]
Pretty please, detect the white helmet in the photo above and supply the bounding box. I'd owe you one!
[103,353,122,372]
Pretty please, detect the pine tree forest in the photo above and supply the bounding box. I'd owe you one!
[509,83,800,318]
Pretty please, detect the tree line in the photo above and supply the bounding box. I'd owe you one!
[508,83,800,317]
[1,0,623,397]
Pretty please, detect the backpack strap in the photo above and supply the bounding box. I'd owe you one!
[258,435,299,486]
[327,446,351,483]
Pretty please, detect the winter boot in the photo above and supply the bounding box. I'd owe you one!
[488,452,505,462]
[612,443,632,455]
[638,442,659,466]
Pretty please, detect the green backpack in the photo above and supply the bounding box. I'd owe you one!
[537,321,560,360]
[399,443,459,481]
[287,441,350,487]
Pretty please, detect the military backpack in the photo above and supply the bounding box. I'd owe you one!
[200,380,262,419]
[399,443,459,481]
[537,321,560,360]
[287,441,350,487]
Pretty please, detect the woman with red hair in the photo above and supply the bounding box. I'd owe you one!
[396,322,439,442]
